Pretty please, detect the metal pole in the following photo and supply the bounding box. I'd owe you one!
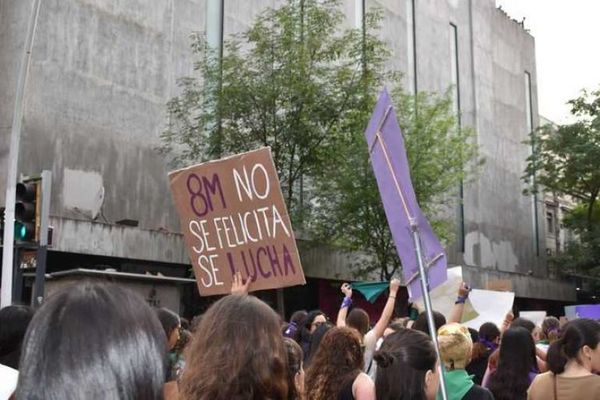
[32,170,51,307]
[1,0,43,309]
[411,222,448,400]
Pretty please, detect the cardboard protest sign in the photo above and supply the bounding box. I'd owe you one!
[364,89,447,300]
[169,147,306,296]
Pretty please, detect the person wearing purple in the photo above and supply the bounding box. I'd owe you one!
[283,310,308,343]
[467,322,500,385]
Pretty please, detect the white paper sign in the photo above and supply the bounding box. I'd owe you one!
[415,266,515,330]
[520,311,547,327]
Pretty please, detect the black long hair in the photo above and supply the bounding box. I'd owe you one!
[16,282,167,400]
[374,329,437,400]
[547,318,600,374]
[488,327,537,400]
[0,304,34,369]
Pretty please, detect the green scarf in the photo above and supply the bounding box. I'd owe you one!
[436,369,474,400]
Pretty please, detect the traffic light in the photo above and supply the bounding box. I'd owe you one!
[15,181,39,243]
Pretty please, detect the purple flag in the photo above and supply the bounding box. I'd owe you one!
[565,305,600,319]
[364,89,447,300]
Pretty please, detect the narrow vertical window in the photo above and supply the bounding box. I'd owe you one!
[206,0,224,54]
[450,23,465,253]
[406,0,417,94]
[525,71,540,256]
[205,0,225,156]
[355,0,365,30]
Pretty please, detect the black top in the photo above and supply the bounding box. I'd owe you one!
[339,380,355,400]
[467,350,492,385]
[463,384,495,400]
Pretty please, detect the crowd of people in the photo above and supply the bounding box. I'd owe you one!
[1,273,600,399]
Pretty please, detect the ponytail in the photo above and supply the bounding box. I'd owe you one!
[547,339,567,374]
[547,318,600,375]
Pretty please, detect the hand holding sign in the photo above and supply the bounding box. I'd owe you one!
[231,271,250,295]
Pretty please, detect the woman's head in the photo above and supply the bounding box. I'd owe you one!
[156,307,181,351]
[346,308,370,337]
[374,329,439,400]
[305,322,333,366]
[0,304,34,369]
[437,323,472,370]
[541,316,560,343]
[547,318,600,374]
[284,337,305,400]
[283,310,308,342]
[180,294,288,400]
[511,317,535,334]
[472,322,501,360]
[305,327,364,399]
[412,311,446,336]
[305,310,326,334]
[498,327,537,369]
[290,310,308,325]
[488,327,537,400]
[16,282,166,400]
[479,322,501,343]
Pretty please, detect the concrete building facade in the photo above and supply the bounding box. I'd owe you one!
[0,0,575,314]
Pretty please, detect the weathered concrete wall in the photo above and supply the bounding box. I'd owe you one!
[0,0,205,233]
[370,0,548,278]
[0,0,573,300]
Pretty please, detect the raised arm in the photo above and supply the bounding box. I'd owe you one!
[501,311,514,333]
[447,282,470,323]
[337,283,353,327]
[371,279,401,340]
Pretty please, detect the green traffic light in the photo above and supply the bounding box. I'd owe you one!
[14,221,32,241]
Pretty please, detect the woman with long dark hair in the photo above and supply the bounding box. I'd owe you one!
[284,337,306,400]
[304,322,333,367]
[467,322,500,385]
[156,307,183,382]
[16,282,167,400]
[300,309,327,361]
[374,329,439,400]
[180,294,289,400]
[488,327,537,400]
[305,327,375,400]
[528,318,600,399]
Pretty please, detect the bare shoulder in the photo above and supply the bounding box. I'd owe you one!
[353,372,375,400]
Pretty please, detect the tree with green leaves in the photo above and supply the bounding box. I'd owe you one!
[312,88,481,280]
[524,88,600,276]
[161,0,481,280]
[160,0,391,224]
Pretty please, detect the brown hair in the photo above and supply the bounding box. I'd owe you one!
[305,327,364,400]
[284,338,304,400]
[346,308,370,336]
[541,316,560,343]
[180,295,288,400]
[471,322,500,360]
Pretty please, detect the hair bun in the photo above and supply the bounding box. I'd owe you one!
[374,352,394,368]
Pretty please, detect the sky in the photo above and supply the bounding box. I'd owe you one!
[496,0,600,124]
